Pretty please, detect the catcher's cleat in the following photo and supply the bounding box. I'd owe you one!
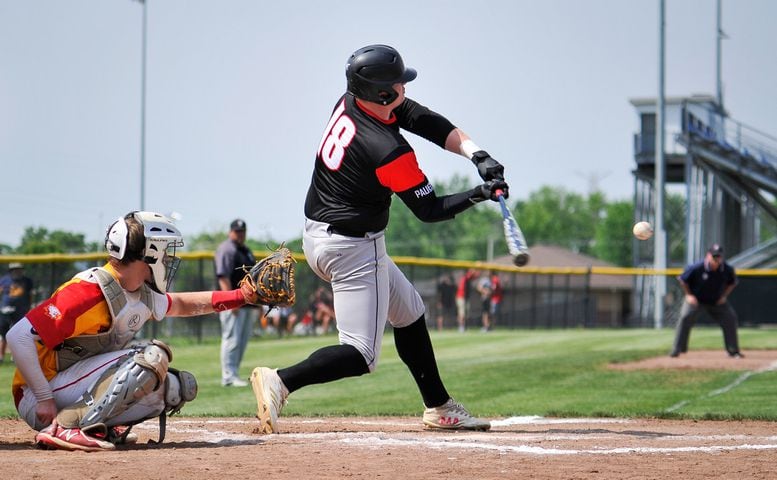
[250,367,288,434]
[35,424,116,452]
[422,398,491,431]
[104,426,138,445]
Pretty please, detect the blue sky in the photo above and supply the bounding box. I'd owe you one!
[1,0,775,247]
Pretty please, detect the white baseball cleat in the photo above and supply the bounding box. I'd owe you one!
[250,367,289,434]
[422,398,491,431]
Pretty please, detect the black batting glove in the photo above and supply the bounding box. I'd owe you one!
[471,150,505,181]
[470,179,509,203]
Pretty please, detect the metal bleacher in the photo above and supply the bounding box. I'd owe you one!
[678,101,777,267]
[630,96,777,326]
[631,95,777,269]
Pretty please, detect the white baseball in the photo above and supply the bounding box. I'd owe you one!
[632,221,654,240]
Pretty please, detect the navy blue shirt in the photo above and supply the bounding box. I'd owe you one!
[214,240,256,290]
[679,260,737,305]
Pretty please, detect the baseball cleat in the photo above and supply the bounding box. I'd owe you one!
[422,398,491,431]
[250,367,288,434]
[106,425,138,445]
[35,424,116,452]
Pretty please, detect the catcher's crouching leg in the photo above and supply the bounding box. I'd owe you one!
[55,340,174,439]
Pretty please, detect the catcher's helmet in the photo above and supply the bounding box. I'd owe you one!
[345,44,417,106]
[105,211,184,294]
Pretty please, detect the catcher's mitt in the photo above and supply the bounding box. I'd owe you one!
[239,246,296,307]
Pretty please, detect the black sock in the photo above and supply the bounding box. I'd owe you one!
[393,315,449,408]
[278,344,369,393]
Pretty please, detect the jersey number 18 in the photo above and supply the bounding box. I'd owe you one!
[317,99,356,170]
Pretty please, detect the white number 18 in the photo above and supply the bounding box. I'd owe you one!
[317,100,356,170]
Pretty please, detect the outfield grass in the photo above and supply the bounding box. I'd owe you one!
[2,327,776,420]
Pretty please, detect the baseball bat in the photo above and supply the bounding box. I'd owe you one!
[495,189,529,267]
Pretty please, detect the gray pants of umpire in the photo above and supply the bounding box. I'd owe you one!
[671,301,740,355]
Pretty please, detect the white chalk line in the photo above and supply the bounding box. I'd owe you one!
[335,435,777,456]
[665,359,777,412]
[145,417,777,456]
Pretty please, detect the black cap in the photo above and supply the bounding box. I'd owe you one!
[230,219,247,231]
[708,244,724,256]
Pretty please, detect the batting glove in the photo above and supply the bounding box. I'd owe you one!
[470,179,509,203]
[471,150,505,181]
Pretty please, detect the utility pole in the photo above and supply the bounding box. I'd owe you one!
[654,0,667,329]
[135,0,148,210]
[716,0,725,114]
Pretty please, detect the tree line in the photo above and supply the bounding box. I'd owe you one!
[2,177,694,267]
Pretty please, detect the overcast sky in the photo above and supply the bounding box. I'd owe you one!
[1,0,776,248]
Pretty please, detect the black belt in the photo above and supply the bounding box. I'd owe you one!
[327,225,369,238]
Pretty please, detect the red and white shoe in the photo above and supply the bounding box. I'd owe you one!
[35,424,116,452]
[422,398,491,431]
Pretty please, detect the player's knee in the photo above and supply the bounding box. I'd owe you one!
[135,339,173,385]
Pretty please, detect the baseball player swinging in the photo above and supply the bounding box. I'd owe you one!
[7,211,292,451]
[251,44,509,433]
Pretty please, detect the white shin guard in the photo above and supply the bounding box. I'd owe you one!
[57,341,173,432]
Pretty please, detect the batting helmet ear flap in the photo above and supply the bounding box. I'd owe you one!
[105,215,130,260]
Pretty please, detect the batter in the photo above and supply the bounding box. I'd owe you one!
[251,44,509,433]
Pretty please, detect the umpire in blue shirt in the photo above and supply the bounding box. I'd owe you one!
[670,244,742,358]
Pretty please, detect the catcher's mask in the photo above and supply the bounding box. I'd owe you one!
[105,211,184,294]
[345,44,416,106]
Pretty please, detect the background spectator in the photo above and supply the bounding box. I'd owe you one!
[435,273,457,331]
[0,263,34,364]
[456,269,480,333]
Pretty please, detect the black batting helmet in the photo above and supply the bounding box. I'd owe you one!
[345,44,417,105]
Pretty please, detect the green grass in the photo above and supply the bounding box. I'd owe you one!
[2,327,776,420]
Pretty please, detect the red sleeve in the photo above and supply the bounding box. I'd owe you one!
[375,151,425,192]
[26,280,105,348]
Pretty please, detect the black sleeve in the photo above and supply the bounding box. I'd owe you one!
[394,98,456,149]
[396,177,479,223]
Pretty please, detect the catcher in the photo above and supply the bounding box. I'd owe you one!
[6,211,295,452]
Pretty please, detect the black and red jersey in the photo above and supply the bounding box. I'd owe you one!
[304,93,458,233]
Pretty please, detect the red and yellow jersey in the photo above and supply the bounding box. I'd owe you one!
[11,263,168,401]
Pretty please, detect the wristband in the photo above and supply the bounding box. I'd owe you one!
[460,139,482,159]
[212,289,246,312]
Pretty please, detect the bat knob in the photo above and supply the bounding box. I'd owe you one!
[514,254,529,267]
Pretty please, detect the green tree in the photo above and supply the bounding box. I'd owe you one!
[593,200,634,266]
[519,186,604,254]
[16,227,97,254]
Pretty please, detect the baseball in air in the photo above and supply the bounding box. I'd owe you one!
[632,221,654,240]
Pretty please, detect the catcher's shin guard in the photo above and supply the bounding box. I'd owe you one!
[165,367,198,415]
[56,341,173,432]
[153,367,198,444]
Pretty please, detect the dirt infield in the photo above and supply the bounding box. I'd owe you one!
[2,416,776,479]
[2,351,776,479]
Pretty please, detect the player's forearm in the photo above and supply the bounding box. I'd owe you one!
[168,290,246,317]
[445,128,473,157]
[397,183,480,223]
[720,285,736,301]
[7,319,54,402]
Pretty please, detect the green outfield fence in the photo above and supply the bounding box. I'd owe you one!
[3,252,777,340]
